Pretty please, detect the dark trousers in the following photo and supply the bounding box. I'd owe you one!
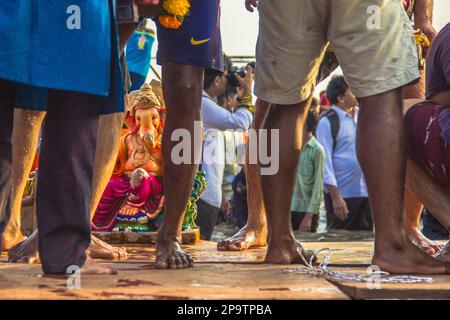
[0,80,101,273]
[129,72,147,91]
[423,209,449,240]
[38,90,101,274]
[291,212,319,232]
[196,198,219,241]
[0,81,14,252]
[324,193,373,231]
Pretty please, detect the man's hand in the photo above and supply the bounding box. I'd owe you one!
[235,65,254,96]
[416,21,437,44]
[245,0,258,12]
[299,213,313,232]
[331,195,349,221]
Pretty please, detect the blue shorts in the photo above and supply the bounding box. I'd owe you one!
[155,0,223,71]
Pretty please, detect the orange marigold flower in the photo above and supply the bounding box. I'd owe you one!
[162,0,190,17]
[159,15,182,29]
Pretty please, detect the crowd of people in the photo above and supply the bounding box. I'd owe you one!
[0,0,449,276]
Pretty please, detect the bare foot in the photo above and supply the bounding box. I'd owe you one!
[217,224,267,251]
[406,227,444,256]
[8,230,39,263]
[373,235,450,274]
[79,256,117,275]
[265,236,316,266]
[2,230,26,251]
[87,236,128,261]
[155,236,193,269]
[9,232,128,263]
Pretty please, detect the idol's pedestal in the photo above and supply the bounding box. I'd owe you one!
[92,229,201,246]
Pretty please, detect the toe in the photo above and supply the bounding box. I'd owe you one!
[154,258,168,269]
[180,255,190,268]
[168,256,178,269]
[175,257,184,269]
[183,253,194,267]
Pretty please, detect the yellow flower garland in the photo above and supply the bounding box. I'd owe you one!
[159,0,190,29]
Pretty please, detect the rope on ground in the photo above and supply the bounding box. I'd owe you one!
[283,248,434,284]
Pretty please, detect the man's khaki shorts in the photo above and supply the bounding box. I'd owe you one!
[254,0,419,105]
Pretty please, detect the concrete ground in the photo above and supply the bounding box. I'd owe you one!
[1,240,449,300]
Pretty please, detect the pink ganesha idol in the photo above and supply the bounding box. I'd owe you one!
[92,81,166,232]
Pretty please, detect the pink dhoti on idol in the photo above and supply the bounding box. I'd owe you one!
[92,81,166,232]
[92,171,164,232]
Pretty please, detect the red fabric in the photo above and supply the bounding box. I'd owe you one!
[320,92,330,107]
[405,101,450,190]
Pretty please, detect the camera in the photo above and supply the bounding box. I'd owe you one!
[226,62,255,87]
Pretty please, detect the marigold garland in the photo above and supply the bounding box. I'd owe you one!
[158,0,190,29]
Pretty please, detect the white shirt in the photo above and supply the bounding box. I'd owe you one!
[200,91,252,208]
[316,105,368,198]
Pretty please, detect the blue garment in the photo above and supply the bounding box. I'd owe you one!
[316,106,368,198]
[129,72,147,91]
[155,0,223,71]
[126,31,155,77]
[0,1,112,96]
[0,0,124,114]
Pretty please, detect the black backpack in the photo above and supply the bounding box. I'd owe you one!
[318,109,340,152]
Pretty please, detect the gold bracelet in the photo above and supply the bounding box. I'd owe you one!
[238,104,255,113]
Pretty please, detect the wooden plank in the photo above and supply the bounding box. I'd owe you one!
[92,229,200,245]
[0,241,347,300]
[330,276,450,300]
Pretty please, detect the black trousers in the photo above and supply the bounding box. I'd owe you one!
[324,193,373,231]
[196,198,220,241]
[0,80,101,273]
[0,81,14,252]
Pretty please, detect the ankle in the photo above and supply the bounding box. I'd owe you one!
[404,224,420,233]
[157,230,180,244]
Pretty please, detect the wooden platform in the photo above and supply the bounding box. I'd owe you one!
[93,229,201,245]
[0,241,449,300]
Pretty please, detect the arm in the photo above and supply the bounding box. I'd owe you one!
[202,99,253,131]
[414,0,437,42]
[315,120,348,220]
[315,119,338,189]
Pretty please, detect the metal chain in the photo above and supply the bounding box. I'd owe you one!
[283,248,434,284]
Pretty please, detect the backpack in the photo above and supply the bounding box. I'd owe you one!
[318,109,340,152]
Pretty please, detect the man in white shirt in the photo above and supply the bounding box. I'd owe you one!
[316,76,372,231]
[198,67,254,240]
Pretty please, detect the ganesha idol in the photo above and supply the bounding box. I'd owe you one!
[92,82,166,233]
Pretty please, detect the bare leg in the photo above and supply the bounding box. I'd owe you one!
[260,98,314,265]
[2,109,45,250]
[358,89,449,274]
[218,99,269,251]
[404,188,443,255]
[155,62,203,269]
[405,158,450,261]
[401,75,442,255]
